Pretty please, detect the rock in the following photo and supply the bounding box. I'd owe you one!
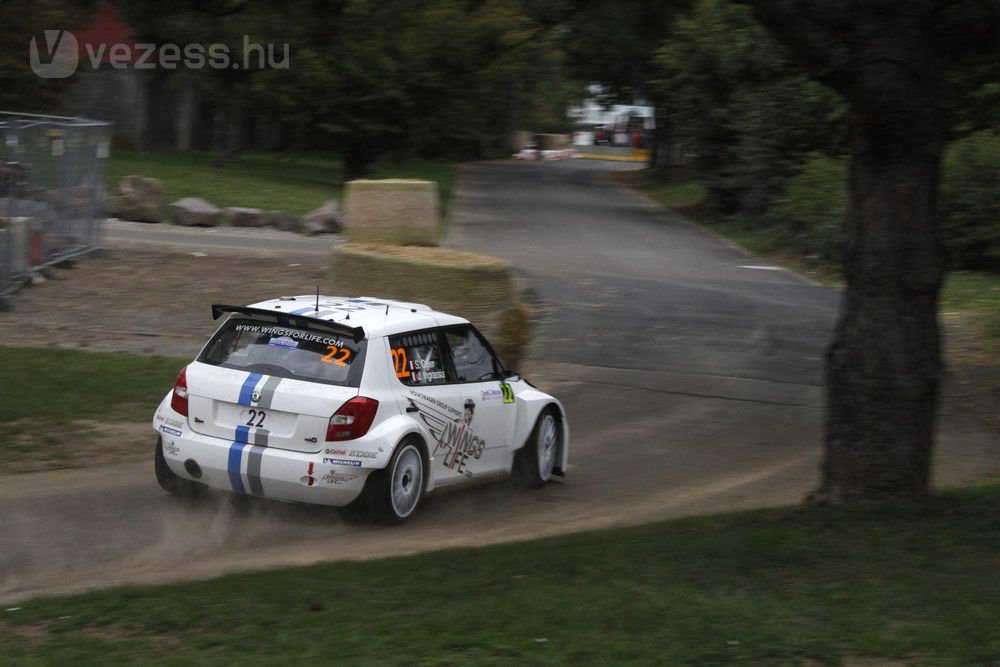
[267,210,302,232]
[226,206,267,228]
[301,200,343,235]
[169,197,222,226]
[117,175,166,222]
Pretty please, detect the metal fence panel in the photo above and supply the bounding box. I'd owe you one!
[0,111,111,310]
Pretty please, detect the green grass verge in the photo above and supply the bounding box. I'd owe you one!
[108,150,458,216]
[4,486,1000,664]
[0,348,185,465]
[941,271,1000,354]
[611,167,709,211]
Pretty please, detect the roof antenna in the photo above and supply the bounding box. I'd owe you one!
[315,286,319,313]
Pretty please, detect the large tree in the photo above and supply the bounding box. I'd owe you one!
[0,0,95,113]
[737,0,1000,501]
[653,0,844,216]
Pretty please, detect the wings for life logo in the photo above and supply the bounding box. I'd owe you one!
[30,30,80,79]
[433,399,486,476]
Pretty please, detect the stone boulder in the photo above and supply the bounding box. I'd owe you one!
[226,206,267,228]
[301,200,343,235]
[115,175,166,222]
[169,197,222,226]
[267,210,303,233]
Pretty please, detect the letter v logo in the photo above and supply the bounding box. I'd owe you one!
[30,30,79,79]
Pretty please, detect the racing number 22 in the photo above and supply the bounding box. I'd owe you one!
[321,345,351,366]
[391,347,411,379]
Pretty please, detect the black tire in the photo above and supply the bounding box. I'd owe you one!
[154,437,207,499]
[361,438,425,525]
[515,407,561,489]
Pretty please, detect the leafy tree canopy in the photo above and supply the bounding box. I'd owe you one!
[0,0,95,112]
[653,0,843,216]
[116,0,575,175]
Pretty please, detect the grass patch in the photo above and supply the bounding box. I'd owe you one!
[610,166,709,212]
[108,150,458,216]
[941,271,1000,354]
[0,347,185,464]
[940,272,1000,434]
[4,486,1000,663]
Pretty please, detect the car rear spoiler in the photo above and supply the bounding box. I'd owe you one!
[211,304,366,342]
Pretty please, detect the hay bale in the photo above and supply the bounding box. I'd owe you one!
[343,179,439,246]
[329,243,533,368]
[492,302,534,371]
[510,130,533,151]
[536,133,569,150]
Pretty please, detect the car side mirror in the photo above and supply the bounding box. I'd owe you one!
[501,369,520,382]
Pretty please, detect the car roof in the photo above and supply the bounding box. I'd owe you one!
[240,295,468,339]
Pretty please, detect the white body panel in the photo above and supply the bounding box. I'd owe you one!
[153,295,568,509]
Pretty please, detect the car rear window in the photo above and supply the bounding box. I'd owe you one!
[198,319,366,387]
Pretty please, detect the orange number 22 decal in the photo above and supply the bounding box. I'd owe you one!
[321,345,352,366]
[391,347,411,378]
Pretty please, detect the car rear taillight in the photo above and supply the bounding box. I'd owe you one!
[326,397,379,441]
[171,367,189,416]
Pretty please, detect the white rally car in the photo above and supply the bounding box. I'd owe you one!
[152,295,568,523]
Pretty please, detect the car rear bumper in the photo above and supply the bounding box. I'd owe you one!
[154,398,372,507]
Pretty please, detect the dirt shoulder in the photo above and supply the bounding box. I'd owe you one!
[0,241,330,358]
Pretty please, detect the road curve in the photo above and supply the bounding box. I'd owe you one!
[1,160,997,603]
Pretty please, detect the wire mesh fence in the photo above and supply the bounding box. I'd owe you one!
[0,111,112,310]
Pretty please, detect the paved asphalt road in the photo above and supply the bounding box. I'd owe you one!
[450,159,838,390]
[2,160,998,603]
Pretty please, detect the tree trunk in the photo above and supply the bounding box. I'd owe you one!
[818,104,947,502]
[739,0,999,503]
[210,106,227,168]
[649,105,672,170]
[343,141,373,182]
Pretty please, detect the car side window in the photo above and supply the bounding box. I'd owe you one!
[388,330,448,386]
[445,326,500,383]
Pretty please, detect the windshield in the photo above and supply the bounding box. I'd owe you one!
[198,318,366,387]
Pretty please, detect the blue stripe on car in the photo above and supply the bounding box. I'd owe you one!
[228,442,247,493]
[290,307,313,315]
[238,373,263,406]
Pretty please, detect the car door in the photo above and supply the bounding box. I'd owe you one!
[388,326,515,485]
[438,324,517,476]
[387,328,470,485]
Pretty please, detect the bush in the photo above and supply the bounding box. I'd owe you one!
[769,154,848,266]
[940,132,1000,270]
[767,136,1000,272]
